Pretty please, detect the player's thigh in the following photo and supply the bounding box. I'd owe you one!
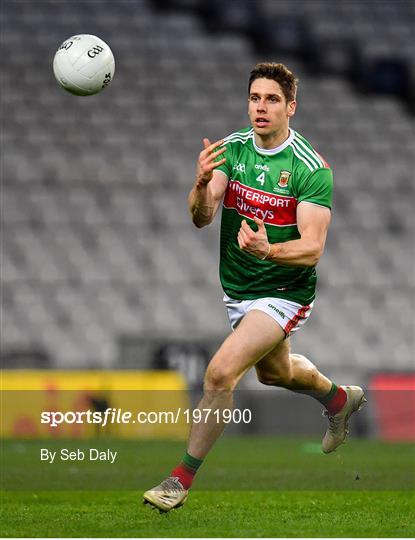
[205,308,286,391]
[254,336,293,385]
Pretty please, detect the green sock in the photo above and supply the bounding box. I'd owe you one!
[171,452,204,489]
[182,451,203,472]
[318,383,338,406]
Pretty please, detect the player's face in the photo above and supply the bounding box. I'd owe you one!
[248,78,296,139]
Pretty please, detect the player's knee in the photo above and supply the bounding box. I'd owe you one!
[204,364,237,392]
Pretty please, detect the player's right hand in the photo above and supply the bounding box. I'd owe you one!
[196,138,226,186]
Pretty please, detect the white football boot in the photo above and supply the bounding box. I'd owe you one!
[143,476,188,513]
[322,385,367,454]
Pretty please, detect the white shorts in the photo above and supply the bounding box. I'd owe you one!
[223,293,314,336]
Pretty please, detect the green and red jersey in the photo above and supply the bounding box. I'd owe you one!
[216,127,333,305]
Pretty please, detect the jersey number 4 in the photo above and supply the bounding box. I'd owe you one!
[256,172,265,186]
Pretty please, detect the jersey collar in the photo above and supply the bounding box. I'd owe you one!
[252,128,295,156]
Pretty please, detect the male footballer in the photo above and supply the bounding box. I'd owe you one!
[143,62,366,512]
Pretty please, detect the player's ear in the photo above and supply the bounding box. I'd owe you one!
[287,100,296,117]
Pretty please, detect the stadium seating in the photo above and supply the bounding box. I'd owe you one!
[1,0,414,378]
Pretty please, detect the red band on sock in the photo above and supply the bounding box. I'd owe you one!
[171,463,195,490]
[326,386,347,416]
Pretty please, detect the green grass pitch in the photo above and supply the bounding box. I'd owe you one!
[1,436,414,537]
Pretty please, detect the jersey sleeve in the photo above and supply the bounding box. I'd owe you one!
[296,168,333,209]
[215,141,234,178]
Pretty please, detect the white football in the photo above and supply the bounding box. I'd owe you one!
[53,34,115,96]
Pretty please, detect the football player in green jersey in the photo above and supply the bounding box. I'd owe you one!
[143,63,366,513]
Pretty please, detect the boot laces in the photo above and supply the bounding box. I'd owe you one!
[159,477,184,493]
[323,409,343,433]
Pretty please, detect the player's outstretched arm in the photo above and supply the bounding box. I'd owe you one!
[188,138,228,228]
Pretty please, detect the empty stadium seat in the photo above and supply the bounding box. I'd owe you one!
[1,0,413,375]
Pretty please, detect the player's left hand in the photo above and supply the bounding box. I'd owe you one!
[237,216,271,260]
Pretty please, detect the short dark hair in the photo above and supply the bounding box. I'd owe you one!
[248,62,298,102]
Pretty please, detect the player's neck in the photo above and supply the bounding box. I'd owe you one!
[254,127,290,150]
